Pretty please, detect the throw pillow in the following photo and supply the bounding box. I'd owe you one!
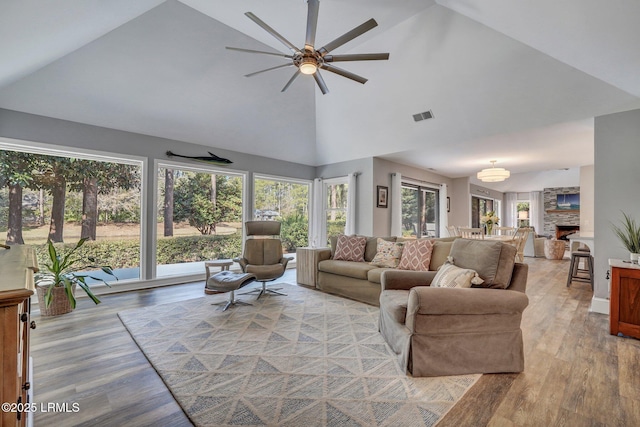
[397,239,434,271]
[370,238,404,268]
[431,260,484,288]
[333,235,367,262]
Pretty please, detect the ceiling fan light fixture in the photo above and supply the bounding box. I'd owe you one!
[299,57,317,75]
[477,160,510,182]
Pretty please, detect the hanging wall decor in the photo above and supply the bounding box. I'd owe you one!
[166,151,233,165]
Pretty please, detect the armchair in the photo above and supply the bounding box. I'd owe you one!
[379,239,529,377]
[235,221,291,298]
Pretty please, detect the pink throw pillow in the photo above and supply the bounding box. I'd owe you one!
[333,235,367,262]
[397,239,434,271]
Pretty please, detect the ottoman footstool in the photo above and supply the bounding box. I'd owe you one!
[206,271,256,311]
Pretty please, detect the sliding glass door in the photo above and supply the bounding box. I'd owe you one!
[402,184,439,238]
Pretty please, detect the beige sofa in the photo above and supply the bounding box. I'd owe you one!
[379,239,529,377]
[314,236,457,306]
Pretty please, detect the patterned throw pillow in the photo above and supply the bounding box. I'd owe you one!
[333,235,367,262]
[431,261,484,288]
[370,238,404,268]
[397,239,434,271]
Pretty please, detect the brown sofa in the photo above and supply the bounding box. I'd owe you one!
[379,239,529,377]
[314,236,457,306]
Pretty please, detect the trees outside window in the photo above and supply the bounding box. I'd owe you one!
[156,165,244,277]
[323,179,348,244]
[402,184,439,238]
[254,176,310,253]
[0,147,142,281]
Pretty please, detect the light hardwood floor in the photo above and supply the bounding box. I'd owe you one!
[30,259,640,426]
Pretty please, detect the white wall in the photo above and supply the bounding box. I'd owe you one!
[593,108,640,313]
[580,165,595,233]
[450,177,470,227]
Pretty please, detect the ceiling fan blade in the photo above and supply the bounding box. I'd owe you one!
[226,47,293,59]
[313,70,329,95]
[323,53,389,62]
[245,63,293,78]
[320,64,368,84]
[245,12,299,53]
[281,70,301,92]
[318,18,378,55]
[305,0,320,49]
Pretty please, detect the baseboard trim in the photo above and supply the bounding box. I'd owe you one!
[590,297,609,315]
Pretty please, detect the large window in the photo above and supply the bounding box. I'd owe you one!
[323,178,348,244]
[253,175,310,253]
[517,201,530,228]
[402,184,439,238]
[1,143,143,283]
[156,164,244,277]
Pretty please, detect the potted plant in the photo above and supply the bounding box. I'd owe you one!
[611,211,640,262]
[35,237,117,316]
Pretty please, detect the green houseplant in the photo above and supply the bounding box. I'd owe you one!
[35,237,117,316]
[611,211,640,262]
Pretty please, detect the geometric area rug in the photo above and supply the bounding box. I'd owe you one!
[118,283,480,427]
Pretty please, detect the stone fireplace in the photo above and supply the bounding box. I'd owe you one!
[544,186,580,237]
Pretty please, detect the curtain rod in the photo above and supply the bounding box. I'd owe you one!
[317,172,361,180]
[392,173,441,188]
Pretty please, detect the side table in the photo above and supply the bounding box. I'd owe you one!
[204,259,234,294]
[296,247,329,288]
[544,239,566,260]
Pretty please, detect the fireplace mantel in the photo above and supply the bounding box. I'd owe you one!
[546,209,580,214]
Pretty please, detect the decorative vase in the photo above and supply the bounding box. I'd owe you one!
[486,224,493,235]
[36,284,76,316]
[631,253,640,263]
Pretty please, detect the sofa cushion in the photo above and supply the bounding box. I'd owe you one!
[333,235,367,262]
[379,289,409,324]
[318,260,377,280]
[431,262,483,288]
[398,239,434,271]
[365,236,397,262]
[449,239,516,289]
[370,238,404,268]
[367,267,391,284]
[429,240,454,270]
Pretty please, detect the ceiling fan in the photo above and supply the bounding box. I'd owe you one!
[226,0,389,94]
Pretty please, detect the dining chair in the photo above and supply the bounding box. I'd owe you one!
[493,226,516,236]
[446,225,460,237]
[459,227,485,239]
[512,227,531,262]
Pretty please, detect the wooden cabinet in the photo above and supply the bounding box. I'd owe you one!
[295,247,329,288]
[610,261,640,339]
[1,246,37,427]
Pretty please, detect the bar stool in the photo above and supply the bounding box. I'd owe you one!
[566,251,594,290]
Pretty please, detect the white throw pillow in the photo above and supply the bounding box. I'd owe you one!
[431,262,484,288]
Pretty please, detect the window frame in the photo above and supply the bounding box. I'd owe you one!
[153,159,248,279]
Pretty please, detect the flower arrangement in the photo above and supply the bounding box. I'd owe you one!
[481,211,500,235]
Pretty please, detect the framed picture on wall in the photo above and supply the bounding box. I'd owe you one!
[377,186,388,208]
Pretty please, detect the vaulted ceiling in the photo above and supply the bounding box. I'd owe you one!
[1,0,638,181]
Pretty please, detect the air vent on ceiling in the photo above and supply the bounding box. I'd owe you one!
[413,110,434,122]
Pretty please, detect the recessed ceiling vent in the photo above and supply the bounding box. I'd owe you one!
[413,110,434,122]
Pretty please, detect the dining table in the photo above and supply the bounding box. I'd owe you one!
[483,235,516,242]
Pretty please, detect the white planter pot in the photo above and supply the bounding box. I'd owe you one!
[631,253,640,263]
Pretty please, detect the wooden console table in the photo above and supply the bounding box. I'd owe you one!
[296,247,329,288]
[609,259,640,339]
